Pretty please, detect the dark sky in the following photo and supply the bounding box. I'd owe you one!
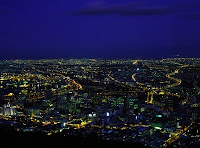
[0,0,200,59]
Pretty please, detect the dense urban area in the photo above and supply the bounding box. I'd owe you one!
[0,58,199,147]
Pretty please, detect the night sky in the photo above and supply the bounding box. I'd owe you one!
[0,0,200,59]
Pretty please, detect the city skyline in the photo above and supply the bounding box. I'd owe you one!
[0,58,199,147]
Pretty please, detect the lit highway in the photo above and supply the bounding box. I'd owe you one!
[163,69,182,90]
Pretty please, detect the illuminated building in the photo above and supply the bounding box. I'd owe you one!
[26,107,41,117]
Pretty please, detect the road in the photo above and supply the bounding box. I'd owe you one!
[26,66,83,102]
[131,73,145,86]
[163,122,194,147]
[131,61,184,104]
[163,69,182,90]
[107,71,136,88]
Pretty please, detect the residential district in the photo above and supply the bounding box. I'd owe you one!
[0,58,199,147]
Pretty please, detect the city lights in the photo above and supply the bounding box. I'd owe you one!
[0,58,199,147]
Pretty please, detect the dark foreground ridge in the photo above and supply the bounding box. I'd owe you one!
[0,126,147,147]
